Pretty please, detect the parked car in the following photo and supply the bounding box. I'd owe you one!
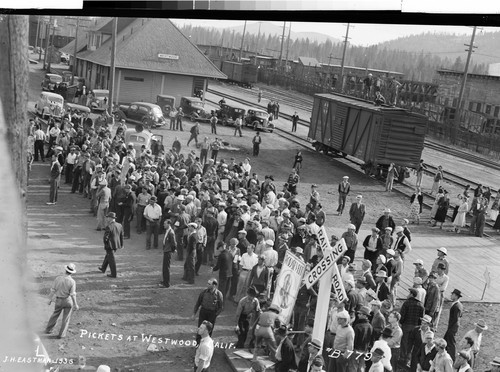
[41,74,63,92]
[245,108,274,132]
[34,92,64,120]
[179,96,211,122]
[114,102,166,128]
[124,126,164,157]
[64,102,90,116]
[216,102,247,126]
[89,89,109,112]
[156,94,176,116]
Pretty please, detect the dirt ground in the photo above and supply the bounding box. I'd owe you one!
[25,61,500,371]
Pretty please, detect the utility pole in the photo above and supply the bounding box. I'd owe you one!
[43,16,52,69]
[47,17,56,72]
[254,22,261,65]
[239,20,247,62]
[339,23,351,92]
[230,29,235,60]
[279,21,286,68]
[454,26,477,140]
[34,16,40,51]
[108,17,117,114]
[71,16,80,85]
[285,22,292,71]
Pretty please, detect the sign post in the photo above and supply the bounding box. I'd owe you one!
[308,227,347,345]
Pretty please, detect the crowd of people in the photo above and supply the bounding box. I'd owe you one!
[30,107,497,372]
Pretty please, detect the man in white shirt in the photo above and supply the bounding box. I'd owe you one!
[194,217,208,276]
[144,196,162,250]
[461,319,487,368]
[235,245,258,302]
[214,202,227,254]
[194,320,214,372]
[369,348,386,372]
[371,328,393,372]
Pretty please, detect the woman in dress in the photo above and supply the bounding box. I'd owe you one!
[385,163,399,192]
[415,159,427,187]
[432,190,449,229]
[430,165,443,195]
[409,187,423,224]
[429,187,444,225]
[452,196,468,234]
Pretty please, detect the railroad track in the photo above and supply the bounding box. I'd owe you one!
[207,87,498,233]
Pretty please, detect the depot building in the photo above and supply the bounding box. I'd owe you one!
[60,17,226,105]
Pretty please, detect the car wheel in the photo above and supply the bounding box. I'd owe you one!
[114,113,122,121]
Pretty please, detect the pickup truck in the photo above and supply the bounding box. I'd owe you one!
[114,102,166,128]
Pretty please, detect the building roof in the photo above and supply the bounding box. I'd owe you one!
[59,17,113,56]
[78,18,226,79]
[319,63,404,77]
[437,68,500,81]
[298,57,321,67]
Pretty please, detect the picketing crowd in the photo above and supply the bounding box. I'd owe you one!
[28,106,497,372]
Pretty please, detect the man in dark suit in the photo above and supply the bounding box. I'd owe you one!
[444,288,464,361]
[118,184,136,239]
[98,212,124,278]
[47,154,62,205]
[375,270,390,302]
[275,325,297,372]
[349,195,366,233]
[183,223,198,285]
[407,314,433,372]
[247,255,270,297]
[400,289,425,366]
[160,220,176,288]
[212,241,233,301]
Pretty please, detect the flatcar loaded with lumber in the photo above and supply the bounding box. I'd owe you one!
[308,93,428,177]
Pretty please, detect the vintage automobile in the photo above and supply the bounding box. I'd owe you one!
[156,95,176,117]
[88,89,110,112]
[179,96,211,122]
[35,92,64,120]
[216,102,247,126]
[245,107,274,132]
[64,102,91,116]
[124,125,164,157]
[114,102,166,128]
[41,73,63,92]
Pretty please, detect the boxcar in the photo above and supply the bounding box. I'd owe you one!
[308,93,428,175]
[221,61,258,88]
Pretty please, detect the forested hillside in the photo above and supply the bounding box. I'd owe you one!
[178,24,497,82]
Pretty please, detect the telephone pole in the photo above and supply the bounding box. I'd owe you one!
[279,21,286,68]
[339,23,351,92]
[108,17,117,113]
[71,16,80,84]
[454,26,478,138]
[239,20,247,62]
[254,22,261,65]
[285,22,292,71]
[43,16,52,70]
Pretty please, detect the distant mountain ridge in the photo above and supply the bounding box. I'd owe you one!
[378,30,500,67]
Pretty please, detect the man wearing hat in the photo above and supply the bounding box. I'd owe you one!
[47,154,62,205]
[424,272,441,324]
[98,212,124,278]
[118,184,136,239]
[183,222,199,284]
[487,357,500,372]
[235,286,261,348]
[330,310,354,372]
[431,338,453,371]
[193,278,223,341]
[414,330,437,372]
[453,350,473,372]
[351,305,373,371]
[45,263,79,338]
[406,314,433,372]
[368,348,385,372]
[393,226,412,255]
[299,337,324,372]
[371,327,393,372]
[252,304,281,361]
[431,247,449,274]
[375,270,390,302]
[349,194,366,233]
[337,176,350,215]
[144,195,162,250]
[412,277,426,304]
[341,223,358,263]
[462,319,487,368]
[413,259,429,285]
[444,289,464,361]
[376,208,396,234]
[400,289,425,366]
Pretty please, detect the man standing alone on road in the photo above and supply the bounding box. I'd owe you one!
[210,112,218,134]
[98,212,124,278]
[45,263,79,339]
[337,176,351,215]
[252,132,262,156]
[194,320,215,372]
[161,220,176,288]
[47,154,62,205]
[291,111,299,132]
[234,114,243,137]
[349,194,366,233]
[193,279,223,338]
[444,289,463,361]
[187,122,200,147]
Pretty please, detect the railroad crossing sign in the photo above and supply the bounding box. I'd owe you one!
[305,237,347,289]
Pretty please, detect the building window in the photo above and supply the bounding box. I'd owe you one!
[468,102,474,111]
[475,103,482,113]
[124,76,144,82]
[494,106,500,118]
[486,105,492,115]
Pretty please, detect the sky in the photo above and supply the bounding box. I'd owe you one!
[171,19,499,46]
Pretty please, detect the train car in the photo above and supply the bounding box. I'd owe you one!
[221,61,258,88]
[308,93,428,176]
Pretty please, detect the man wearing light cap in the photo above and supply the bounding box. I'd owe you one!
[431,338,453,371]
[461,319,487,368]
[431,247,449,274]
[341,224,358,263]
[330,310,354,372]
[376,208,396,234]
[407,314,433,372]
[45,263,79,339]
[262,239,278,298]
[412,277,426,304]
[424,272,441,324]
[337,176,350,215]
[144,195,162,250]
[349,194,366,233]
[413,259,429,285]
